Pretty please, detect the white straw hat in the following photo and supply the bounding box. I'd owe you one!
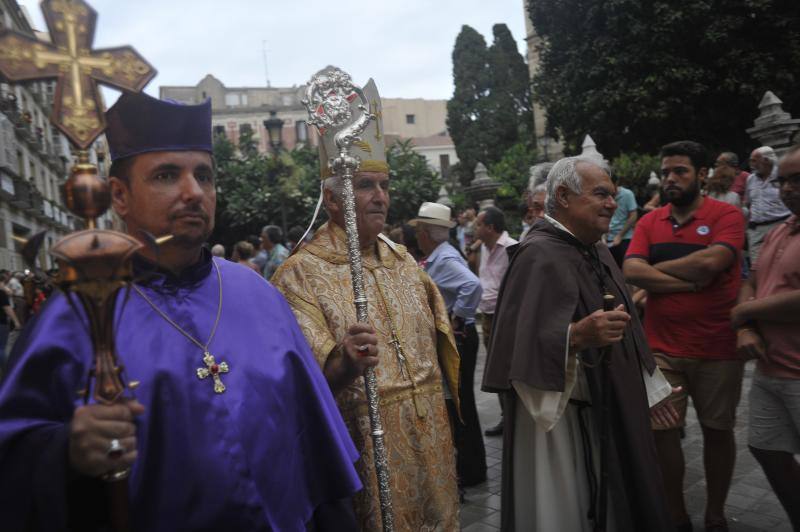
[408,202,456,228]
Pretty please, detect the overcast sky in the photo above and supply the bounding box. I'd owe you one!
[18,0,528,104]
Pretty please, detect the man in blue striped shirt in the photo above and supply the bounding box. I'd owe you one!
[411,202,487,488]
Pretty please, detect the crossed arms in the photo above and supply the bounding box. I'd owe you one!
[623,244,736,292]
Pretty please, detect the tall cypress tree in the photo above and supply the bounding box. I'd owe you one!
[486,23,534,164]
[447,25,491,184]
[447,25,534,184]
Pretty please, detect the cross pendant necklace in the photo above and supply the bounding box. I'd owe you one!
[133,260,230,394]
[197,351,229,393]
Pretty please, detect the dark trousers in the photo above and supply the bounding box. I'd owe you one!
[446,323,487,486]
[609,238,631,268]
[482,313,506,417]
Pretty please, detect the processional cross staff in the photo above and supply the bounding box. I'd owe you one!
[0,1,156,531]
[303,66,395,532]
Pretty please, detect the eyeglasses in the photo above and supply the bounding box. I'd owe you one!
[772,174,800,187]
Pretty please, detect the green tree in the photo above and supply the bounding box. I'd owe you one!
[528,0,800,157]
[447,24,535,185]
[386,139,441,224]
[610,151,661,203]
[490,139,539,236]
[211,132,320,250]
[447,26,492,185]
[485,24,534,164]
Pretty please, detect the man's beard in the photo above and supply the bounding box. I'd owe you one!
[168,207,212,247]
[666,179,701,207]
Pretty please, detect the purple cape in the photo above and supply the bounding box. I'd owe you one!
[0,253,361,531]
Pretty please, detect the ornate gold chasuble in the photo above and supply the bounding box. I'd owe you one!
[272,222,460,531]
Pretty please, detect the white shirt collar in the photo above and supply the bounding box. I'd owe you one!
[544,214,577,238]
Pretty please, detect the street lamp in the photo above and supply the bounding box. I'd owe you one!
[262,110,287,233]
[263,111,284,152]
[537,135,551,162]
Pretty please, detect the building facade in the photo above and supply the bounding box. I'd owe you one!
[160,75,315,154]
[381,97,449,139]
[382,97,459,179]
[160,75,459,174]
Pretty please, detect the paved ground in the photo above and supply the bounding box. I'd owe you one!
[459,344,793,531]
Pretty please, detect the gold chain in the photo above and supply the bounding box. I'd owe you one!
[132,260,223,353]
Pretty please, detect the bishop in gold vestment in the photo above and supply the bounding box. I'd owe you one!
[273,75,460,530]
[272,222,461,530]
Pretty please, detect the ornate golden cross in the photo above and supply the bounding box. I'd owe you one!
[0,0,156,148]
[370,99,383,141]
[196,352,230,394]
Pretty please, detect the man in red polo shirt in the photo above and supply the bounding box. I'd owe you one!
[731,144,800,530]
[624,140,745,532]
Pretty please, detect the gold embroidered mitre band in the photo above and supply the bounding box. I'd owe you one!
[318,78,388,178]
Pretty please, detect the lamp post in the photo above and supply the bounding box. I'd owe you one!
[263,111,284,152]
[262,111,287,233]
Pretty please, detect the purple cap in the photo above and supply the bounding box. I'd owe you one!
[105,91,212,161]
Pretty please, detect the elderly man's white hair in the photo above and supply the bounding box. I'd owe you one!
[754,146,778,165]
[323,175,344,198]
[527,162,553,195]
[544,156,611,216]
[210,244,225,257]
[531,183,547,197]
[419,223,451,244]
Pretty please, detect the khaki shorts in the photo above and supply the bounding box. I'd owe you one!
[652,353,744,431]
[749,369,800,454]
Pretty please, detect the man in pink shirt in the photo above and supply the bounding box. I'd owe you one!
[731,144,800,530]
[474,206,518,436]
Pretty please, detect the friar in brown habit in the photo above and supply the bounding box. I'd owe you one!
[482,156,678,532]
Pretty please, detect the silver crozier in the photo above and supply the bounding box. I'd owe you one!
[303,66,394,531]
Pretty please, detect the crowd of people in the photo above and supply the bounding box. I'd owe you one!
[0,82,797,532]
[0,269,55,361]
[189,140,799,532]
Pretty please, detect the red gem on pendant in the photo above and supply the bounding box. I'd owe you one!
[210,363,219,374]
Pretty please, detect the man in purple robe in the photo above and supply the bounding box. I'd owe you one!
[0,92,361,531]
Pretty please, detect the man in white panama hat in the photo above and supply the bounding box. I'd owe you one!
[411,202,488,488]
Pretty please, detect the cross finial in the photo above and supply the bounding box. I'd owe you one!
[0,0,156,148]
